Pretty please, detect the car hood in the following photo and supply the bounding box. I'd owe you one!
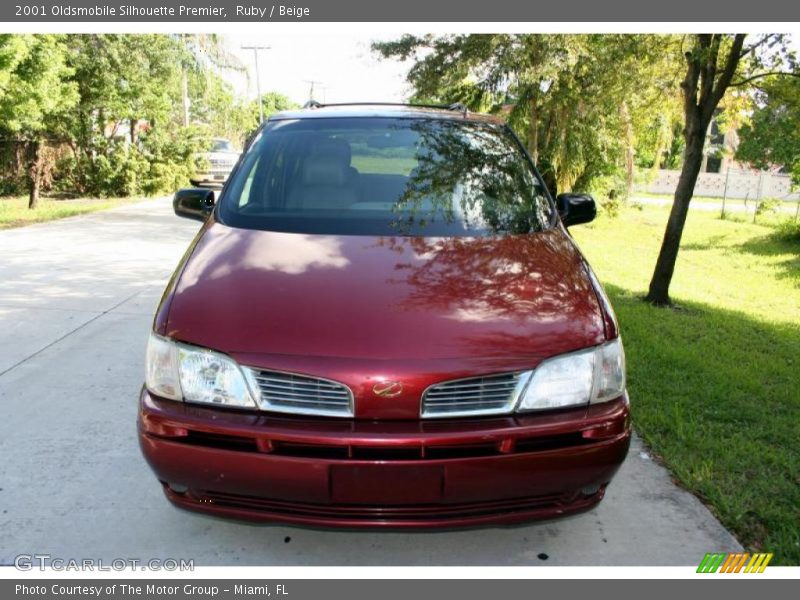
[166,222,605,368]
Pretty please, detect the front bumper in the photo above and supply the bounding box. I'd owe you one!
[191,170,232,185]
[138,389,631,528]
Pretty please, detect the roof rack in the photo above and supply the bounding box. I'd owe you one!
[301,101,469,116]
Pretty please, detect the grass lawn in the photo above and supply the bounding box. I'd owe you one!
[351,155,418,176]
[0,196,142,230]
[571,206,800,564]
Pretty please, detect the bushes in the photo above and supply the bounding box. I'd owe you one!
[0,140,72,197]
[775,218,800,241]
[139,126,204,196]
[52,126,206,198]
[1,128,202,200]
[589,172,628,217]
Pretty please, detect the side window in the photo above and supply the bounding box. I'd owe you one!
[233,136,289,211]
[238,157,260,208]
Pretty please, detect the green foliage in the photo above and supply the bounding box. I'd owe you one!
[0,34,79,205]
[189,70,258,146]
[374,34,682,195]
[0,34,77,137]
[55,125,206,197]
[589,172,628,217]
[256,91,298,118]
[736,76,800,187]
[1,34,287,200]
[755,198,781,217]
[140,126,204,196]
[775,218,800,241]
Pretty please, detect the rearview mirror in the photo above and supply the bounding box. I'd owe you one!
[556,193,596,227]
[174,188,215,222]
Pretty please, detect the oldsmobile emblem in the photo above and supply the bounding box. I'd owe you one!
[372,381,403,398]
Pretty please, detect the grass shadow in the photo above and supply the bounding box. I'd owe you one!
[732,230,800,287]
[605,283,800,564]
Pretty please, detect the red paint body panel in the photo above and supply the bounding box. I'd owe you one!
[138,390,630,528]
[166,223,604,361]
[163,222,605,419]
[142,169,630,526]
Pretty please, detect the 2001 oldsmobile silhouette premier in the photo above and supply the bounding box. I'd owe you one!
[139,103,630,528]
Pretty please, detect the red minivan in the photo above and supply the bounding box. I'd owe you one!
[139,103,630,528]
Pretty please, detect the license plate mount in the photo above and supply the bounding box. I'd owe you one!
[330,465,443,505]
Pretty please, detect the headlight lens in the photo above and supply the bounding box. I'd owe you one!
[144,333,256,409]
[517,338,625,412]
[145,333,181,400]
[594,337,626,403]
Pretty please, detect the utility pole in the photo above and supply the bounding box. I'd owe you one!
[179,34,190,127]
[304,80,323,103]
[242,45,271,123]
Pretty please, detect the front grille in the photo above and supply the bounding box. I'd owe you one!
[171,430,592,460]
[209,158,235,168]
[247,369,353,417]
[422,372,527,418]
[181,489,596,524]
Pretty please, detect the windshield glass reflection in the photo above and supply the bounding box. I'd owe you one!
[221,117,554,237]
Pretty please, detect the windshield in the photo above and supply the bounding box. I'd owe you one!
[211,139,235,152]
[219,117,554,237]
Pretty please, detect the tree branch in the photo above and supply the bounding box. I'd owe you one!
[730,71,800,87]
[699,35,720,106]
[739,34,774,59]
[708,34,746,111]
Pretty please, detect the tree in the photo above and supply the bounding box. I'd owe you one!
[0,34,77,208]
[645,34,798,305]
[735,76,800,186]
[62,34,187,194]
[0,34,286,200]
[62,34,208,197]
[374,34,680,201]
[252,92,297,121]
[187,70,257,146]
[179,34,246,128]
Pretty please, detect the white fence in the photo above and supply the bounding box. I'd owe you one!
[636,168,800,201]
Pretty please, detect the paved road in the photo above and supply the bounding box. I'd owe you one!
[0,198,741,566]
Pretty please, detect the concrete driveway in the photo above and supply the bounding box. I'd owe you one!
[0,198,741,566]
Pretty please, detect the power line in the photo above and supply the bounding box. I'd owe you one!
[303,79,324,103]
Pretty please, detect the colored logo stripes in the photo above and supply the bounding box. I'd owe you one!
[697,552,773,573]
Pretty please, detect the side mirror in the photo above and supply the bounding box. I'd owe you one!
[556,193,596,227]
[174,188,215,222]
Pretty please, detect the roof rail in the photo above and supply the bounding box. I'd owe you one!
[300,101,469,115]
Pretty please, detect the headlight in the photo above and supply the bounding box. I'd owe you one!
[145,333,181,400]
[144,333,257,409]
[517,338,625,412]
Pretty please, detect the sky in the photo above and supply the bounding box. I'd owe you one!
[219,33,800,107]
[221,34,414,105]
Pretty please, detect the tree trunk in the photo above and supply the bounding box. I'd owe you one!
[621,102,635,199]
[28,139,43,210]
[644,33,745,306]
[526,95,539,164]
[645,124,706,305]
[649,130,665,182]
